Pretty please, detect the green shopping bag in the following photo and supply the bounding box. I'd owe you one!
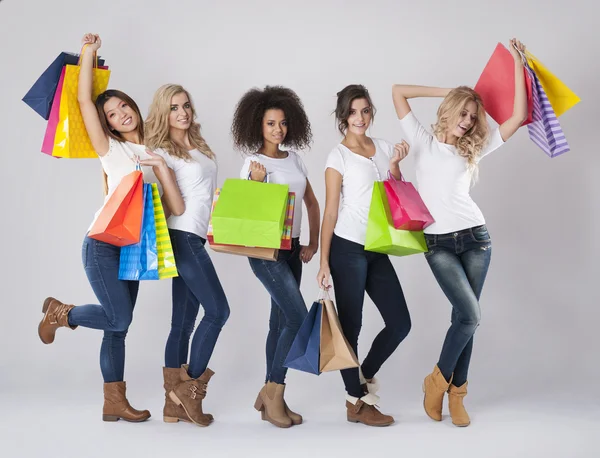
[365,181,428,256]
[211,179,289,249]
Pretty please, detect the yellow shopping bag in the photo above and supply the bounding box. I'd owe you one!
[151,184,178,279]
[526,52,580,117]
[53,48,111,158]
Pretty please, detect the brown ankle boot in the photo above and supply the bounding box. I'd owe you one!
[423,365,452,421]
[163,367,212,424]
[169,365,214,427]
[254,382,292,428]
[284,401,302,425]
[38,297,77,344]
[448,382,470,427]
[346,399,394,427]
[102,381,151,422]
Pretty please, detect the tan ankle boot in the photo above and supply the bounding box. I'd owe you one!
[284,401,302,425]
[448,382,470,427]
[423,365,452,421]
[163,367,214,424]
[38,297,77,344]
[254,382,292,428]
[102,381,151,422]
[346,395,394,427]
[169,365,214,427]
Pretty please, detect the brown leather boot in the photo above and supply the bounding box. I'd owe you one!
[163,367,202,423]
[423,365,452,421]
[102,381,151,422]
[254,382,292,428]
[448,382,471,427]
[38,297,77,344]
[169,365,214,427]
[346,399,394,427]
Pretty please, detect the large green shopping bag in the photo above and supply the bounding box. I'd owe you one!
[365,181,428,256]
[210,179,289,249]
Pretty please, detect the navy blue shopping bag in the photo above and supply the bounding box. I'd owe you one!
[283,300,322,375]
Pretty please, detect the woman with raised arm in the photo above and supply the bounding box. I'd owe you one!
[392,38,528,427]
[37,33,183,423]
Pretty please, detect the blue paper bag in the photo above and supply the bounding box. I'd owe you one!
[283,301,322,375]
[23,52,105,119]
[118,183,159,280]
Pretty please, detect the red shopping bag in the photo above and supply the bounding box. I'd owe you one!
[475,43,534,126]
[384,173,434,231]
[88,170,144,246]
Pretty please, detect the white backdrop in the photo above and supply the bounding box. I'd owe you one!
[0,0,598,457]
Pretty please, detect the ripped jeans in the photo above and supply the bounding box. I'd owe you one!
[424,225,492,386]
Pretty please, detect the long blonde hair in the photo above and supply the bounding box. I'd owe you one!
[145,84,214,161]
[432,86,489,172]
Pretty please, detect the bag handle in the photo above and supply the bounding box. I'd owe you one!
[317,287,332,301]
[77,43,99,68]
[387,170,405,182]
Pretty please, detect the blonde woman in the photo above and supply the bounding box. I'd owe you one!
[145,84,230,427]
[392,38,528,427]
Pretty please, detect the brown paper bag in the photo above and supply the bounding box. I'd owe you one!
[209,243,278,261]
[319,298,359,372]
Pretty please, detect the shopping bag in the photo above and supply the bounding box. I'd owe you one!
[210,179,288,248]
[118,184,159,280]
[151,184,178,279]
[52,51,111,158]
[474,42,534,126]
[22,51,105,120]
[41,66,66,157]
[384,173,434,231]
[526,52,580,117]
[365,182,428,256]
[88,169,144,246]
[283,300,322,375]
[319,295,359,372]
[525,62,571,158]
[207,189,294,259]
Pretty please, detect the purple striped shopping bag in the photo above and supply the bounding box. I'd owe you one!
[525,63,570,158]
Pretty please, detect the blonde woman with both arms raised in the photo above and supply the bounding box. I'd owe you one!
[392,38,528,427]
[145,84,230,427]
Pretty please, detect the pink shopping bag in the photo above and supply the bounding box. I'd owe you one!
[41,66,66,156]
[384,172,434,231]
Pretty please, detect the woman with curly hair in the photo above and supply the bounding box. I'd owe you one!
[231,86,319,428]
[317,84,410,427]
[392,38,528,427]
[145,84,230,427]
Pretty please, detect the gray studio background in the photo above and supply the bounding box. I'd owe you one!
[0,0,598,457]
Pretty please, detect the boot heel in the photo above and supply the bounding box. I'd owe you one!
[347,416,359,423]
[169,391,182,406]
[102,414,120,422]
[260,410,267,421]
[254,395,264,412]
[163,416,179,423]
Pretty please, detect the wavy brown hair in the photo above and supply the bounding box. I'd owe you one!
[145,84,214,161]
[334,84,376,135]
[231,86,312,154]
[432,86,489,172]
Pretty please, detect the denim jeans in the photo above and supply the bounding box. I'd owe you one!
[329,234,411,398]
[424,224,492,386]
[67,236,140,383]
[248,238,307,385]
[164,230,230,379]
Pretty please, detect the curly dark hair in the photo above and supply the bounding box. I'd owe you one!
[231,86,312,154]
[334,84,376,135]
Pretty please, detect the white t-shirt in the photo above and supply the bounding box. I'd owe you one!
[398,111,505,234]
[325,138,395,245]
[89,138,161,230]
[239,151,308,238]
[154,148,217,239]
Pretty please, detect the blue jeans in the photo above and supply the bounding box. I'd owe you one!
[424,225,492,387]
[68,236,140,383]
[248,238,307,385]
[329,234,411,398]
[165,230,230,379]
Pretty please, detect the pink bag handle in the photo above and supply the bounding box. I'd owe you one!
[387,170,406,182]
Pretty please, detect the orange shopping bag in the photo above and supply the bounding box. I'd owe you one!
[88,170,144,246]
